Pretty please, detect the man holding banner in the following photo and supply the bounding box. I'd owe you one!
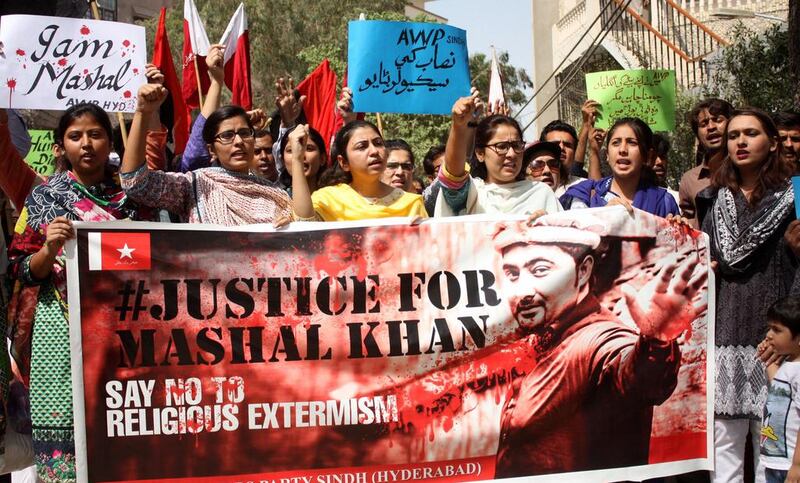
[492,212,707,476]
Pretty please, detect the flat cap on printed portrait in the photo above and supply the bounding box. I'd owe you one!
[492,212,609,253]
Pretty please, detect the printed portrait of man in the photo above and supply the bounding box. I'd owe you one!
[492,212,707,477]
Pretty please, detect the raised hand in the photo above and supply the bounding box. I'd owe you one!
[145,63,165,85]
[590,127,606,150]
[622,246,708,341]
[582,99,601,127]
[452,87,482,127]
[336,87,357,124]
[206,44,225,84]
[275,77,306,128]
[287,124,309,177]
[247,108,268,130]
[136,83,168,114]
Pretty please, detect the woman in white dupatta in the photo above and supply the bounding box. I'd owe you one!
[433,90,562,216]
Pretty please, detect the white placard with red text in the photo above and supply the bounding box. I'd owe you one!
[0,15,146,112]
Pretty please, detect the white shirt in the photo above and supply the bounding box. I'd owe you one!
[761,361,800,470]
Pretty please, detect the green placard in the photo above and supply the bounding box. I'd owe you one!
[25,129,55,176]
[585,69,676,131]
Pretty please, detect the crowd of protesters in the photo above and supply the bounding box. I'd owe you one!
[0,43,798,483]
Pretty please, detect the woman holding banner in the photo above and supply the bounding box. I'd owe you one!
[560,117,679,217]
[433,89,561,216]
[6,102,155,483]
[290,120,427,221]
[121,79,293,226]
[698,108,799,482]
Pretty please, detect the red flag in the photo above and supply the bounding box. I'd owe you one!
[297,59,338,152]
[152,8,189,154]
[182,0,210,110]
[219,3,252,109]
[88,232,151,271]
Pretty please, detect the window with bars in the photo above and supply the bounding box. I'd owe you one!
[86,0,117,21]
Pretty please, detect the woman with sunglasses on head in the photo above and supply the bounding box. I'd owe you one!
[560,117,679,217]
[291,121,426,221]
[524,141,570,195]
[434,89,561,216]
[121,83,292,226]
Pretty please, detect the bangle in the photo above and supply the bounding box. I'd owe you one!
[292,211,318,222]
[441,163,470,183]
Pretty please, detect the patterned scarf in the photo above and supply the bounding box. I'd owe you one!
[711,183,795,274]
[195,167,292,226]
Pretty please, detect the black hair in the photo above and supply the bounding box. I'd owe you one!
[278,125,328,187]
[768,296,800,337]
[607,117,658,186]
[773,111,800,130]
[422,144,446,176]
[653,133,670,159]
[384,139,415,165]
[322,120,382,187]
[202,105,253,145]
[713,107,792,206]
[254,129,273,141]
[472,115,525,181]
[539,119,578,146]
[54,102,114,172]
[689,98,734,136]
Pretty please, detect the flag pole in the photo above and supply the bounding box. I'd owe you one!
[375,112,384,136]
[193,56,205,107]
[88,0,128,148]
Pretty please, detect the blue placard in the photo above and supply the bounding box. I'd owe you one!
[347,20,471,115]
[793,176,800,219]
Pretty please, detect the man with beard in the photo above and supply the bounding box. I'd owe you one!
[774,111,800,172]
[493,212,707,477]
[678,98,733,227]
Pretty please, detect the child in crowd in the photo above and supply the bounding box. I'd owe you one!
[761,296,800,483]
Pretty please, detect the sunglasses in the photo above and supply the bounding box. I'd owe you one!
[529,159,561,172]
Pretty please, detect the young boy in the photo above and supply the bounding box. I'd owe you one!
[761,296,800,483]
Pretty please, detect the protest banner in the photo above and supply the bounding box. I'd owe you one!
[347,20,470,115]
[793,176,800,219]
[24,129,56,176]
[0,15,146,113]
[585,69,676,131]
[67,208,713,482]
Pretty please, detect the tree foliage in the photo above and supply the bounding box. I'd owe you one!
[707,22,798,112]
[139,2,534,169]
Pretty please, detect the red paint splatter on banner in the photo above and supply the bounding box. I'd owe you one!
[222,378,243,401]
[123,90,131,98]
[6,78,16,107]
[121,52,126,57]
[168,384,185,401]
[15,49,24,56]
[122,39,130,47]
[57,58,67,66]
[80,25,90,35]
[313,233,368,281]
[132,68,139,75]
[83,68,89,75]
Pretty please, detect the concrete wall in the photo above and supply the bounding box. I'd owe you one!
[530,1,561,135]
